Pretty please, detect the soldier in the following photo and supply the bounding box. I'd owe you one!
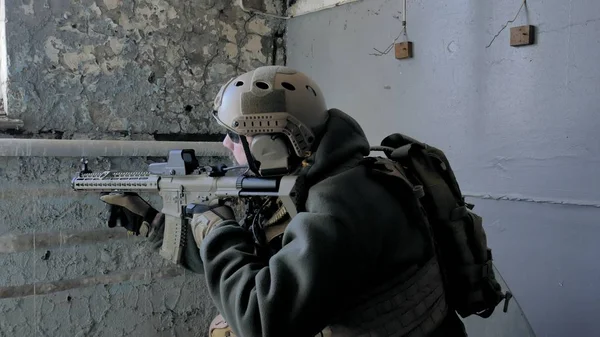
[100,66,468,337]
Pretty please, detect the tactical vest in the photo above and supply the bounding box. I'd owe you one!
[325,256,448,337]
[211,281,447,337]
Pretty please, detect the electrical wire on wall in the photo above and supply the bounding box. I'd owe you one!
[486,0,527,48]
[370,0,408,56]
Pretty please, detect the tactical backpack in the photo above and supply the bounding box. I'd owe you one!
[363,133,512,319]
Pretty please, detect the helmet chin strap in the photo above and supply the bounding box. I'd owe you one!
[240,135,261,176]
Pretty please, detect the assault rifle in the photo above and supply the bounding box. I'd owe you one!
[71,149,300,265]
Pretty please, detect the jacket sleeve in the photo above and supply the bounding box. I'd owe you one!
[199,177,386,337]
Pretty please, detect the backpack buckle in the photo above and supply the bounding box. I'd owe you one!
[450,206,468,221]
[390,144,412,161]
[481,260,492,278]
[503,291,513,313]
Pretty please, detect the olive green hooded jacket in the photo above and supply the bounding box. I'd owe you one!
[199,109,463,336]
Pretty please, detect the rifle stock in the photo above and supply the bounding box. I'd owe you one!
[71,149,300,264]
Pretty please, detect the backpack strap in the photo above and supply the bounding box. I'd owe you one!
[358,156,436,259]
[359,156,425,199]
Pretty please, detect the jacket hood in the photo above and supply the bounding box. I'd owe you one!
[300,108,371,183]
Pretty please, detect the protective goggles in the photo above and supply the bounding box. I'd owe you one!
[227,130,241,143]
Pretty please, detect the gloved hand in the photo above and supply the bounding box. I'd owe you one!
[189,204,236,248]
[99,192,163,246]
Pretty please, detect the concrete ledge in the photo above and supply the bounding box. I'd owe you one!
[0,138,230,157]
[0,266,184,299]
[0,229,131,254]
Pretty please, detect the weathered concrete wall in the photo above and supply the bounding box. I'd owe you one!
[287,0,600,336]
[5,0,285,136]
[0,0,285,335]
[0,0,7,109]
[0,156,227,336]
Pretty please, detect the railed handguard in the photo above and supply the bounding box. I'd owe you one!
[71,149,301,266]
[71,171,159,192]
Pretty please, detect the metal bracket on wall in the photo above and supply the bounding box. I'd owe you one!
[287,0,363,17]
[238,0,363,19]
[0,97,24,131]
[0,115,24,131]
[239,0,290,19]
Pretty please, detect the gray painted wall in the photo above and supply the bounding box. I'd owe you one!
[287,0,600,336]
[0,0,284,335]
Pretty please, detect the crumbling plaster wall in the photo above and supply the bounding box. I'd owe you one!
[0,0,285,335]
[5,0,285,136]
[0,156,228,336]
[0,0,8,109]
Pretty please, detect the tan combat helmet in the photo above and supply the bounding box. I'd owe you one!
[212,66,329,176]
